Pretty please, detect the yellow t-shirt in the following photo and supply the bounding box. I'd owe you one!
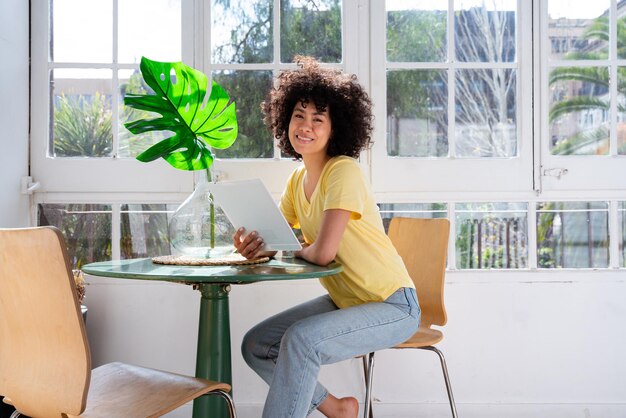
[279,156,414,308]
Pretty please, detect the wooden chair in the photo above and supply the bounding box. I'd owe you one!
[362,217,458,418]
[0,226,236,418]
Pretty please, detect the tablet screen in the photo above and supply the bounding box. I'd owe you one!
[207,179,302,251]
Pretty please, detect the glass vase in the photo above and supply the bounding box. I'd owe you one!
[168,169,235,258]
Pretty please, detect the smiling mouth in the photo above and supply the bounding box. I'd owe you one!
[296,134,313,142]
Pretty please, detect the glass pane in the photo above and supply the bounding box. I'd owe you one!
[387,70,448,157]
[619,13,626,59]
[386,0,447,62]
[455,202,528,269]
[211,0,272,64]
[548,0,609,60]
[620,202,626,267]
[619,67,626,155]
[455,69,517,157]
[52,69,113,158]
[378,203,448,232]
[118,69,170,158]
[280,0,342,63]
[536,201,609,269]
[455,0,517,63]
[118,0,182,64]
[38,204,112,269]
[121,204,176,259]
[51,0,112,63]
[212,70,274,158]
[548,66,609,155]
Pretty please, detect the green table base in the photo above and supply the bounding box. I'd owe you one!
[193,283,232,418]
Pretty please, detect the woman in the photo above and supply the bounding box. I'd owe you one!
[233,56,420,418]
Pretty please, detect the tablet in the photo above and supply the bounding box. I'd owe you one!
[207,179,302,251]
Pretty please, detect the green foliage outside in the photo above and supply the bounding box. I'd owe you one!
[53,92,112,157]
[120,205,172,259]
[38,204,112,269]
[280,0,342,63]
[549,15,626,155]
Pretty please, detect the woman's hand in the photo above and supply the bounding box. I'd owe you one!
[233,227,276,260]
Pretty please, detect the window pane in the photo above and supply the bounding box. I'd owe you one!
[211,0,272,64]
[280,0,342,63]
[547,0,609,60]
[617,202,626,267]
[52,69,113,158]
[118,69,170,158]
[212,70,274,158]
[455,0,516,63]
[38,204,112,269]
[455,202,528,269]
[51,0,112,63]
[118,0,182,64]
[619,67,626,155]
[121,204,176,259]
[387,70,448,157]
[455,69,517,157]
[536,201,609,268]
[378,203,448,232]
[386,0,447,62]
[548,66,609,155]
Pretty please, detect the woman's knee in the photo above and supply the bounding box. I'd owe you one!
[241,324,278,365]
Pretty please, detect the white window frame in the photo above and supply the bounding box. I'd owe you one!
[30,0,196,201]
[368,0,534,200]
[30,0,361,201]
[537,0,626,193]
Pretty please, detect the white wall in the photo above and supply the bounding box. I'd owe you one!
[83,270,626,418]
[0,0,30,228]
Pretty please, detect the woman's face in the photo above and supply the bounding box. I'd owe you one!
[288,100,332,160]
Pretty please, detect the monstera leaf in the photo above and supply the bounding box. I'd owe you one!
[124,57,238,171]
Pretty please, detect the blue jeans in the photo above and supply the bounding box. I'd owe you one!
[241,287,421,418]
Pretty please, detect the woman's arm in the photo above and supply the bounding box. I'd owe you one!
[295,208,351,266]
[234,208,351,264]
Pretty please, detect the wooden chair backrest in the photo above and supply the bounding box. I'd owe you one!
[387,217,450,328]
[0,227,90,418]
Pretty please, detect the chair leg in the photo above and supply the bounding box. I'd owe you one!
[421,346,458,418]
[362,352,375,418]
[209,389,238,418]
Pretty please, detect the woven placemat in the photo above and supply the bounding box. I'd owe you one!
[152,254,270,266]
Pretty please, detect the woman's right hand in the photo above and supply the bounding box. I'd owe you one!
[233,227,267,259]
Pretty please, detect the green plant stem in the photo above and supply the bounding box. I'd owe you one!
[207,167,215,249]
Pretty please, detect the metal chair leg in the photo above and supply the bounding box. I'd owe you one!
[421,346,458,418]
[208,389,238,418]
[362,352,375,418]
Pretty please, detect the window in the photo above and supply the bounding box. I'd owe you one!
[539,0,626,191]
[369,0,533,195]
[30,1,626,271]
[31,0,191,195]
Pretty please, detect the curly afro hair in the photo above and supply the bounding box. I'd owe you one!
[261,56,373,160]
